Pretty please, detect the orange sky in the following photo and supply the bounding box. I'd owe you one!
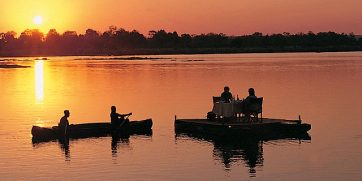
[1,0,362,35]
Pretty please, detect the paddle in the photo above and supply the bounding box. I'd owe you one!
[119,113,132,128]
[64,123,67,137]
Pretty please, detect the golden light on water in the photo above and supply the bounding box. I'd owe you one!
[35,60,44,103]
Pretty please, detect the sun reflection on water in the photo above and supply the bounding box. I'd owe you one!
[34,118,53,127]
[35,60,44,103]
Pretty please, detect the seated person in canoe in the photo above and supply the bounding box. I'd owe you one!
[110,106,132,130]
[58,110,70,136]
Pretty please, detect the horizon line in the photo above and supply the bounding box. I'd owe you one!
[2,28,361,37]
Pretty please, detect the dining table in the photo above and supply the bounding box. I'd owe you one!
[212,100,244,118]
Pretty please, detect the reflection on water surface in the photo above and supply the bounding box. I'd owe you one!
[0,53,362,180]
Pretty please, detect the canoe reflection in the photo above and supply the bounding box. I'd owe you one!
[32,130,152,161]
[111,130,153,157]
[32,137,71,161]
[175,130,310,176]
[111,135,130,157]
[58,137,70,161]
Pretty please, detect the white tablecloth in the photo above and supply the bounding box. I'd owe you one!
[212,101,244,117]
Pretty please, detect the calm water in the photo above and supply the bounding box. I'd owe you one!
[1,52,362,180]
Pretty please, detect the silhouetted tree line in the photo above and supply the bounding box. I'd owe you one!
[1,27,362,56]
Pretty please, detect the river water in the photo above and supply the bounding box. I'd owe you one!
[0,52,362,180]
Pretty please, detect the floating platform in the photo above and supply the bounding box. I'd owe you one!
[175,117,311,139]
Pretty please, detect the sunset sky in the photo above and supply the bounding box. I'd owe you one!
[1,0,362,35]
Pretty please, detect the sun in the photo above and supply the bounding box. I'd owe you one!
[33,16,43,25]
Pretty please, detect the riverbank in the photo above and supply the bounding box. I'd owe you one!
[1,46,361,57]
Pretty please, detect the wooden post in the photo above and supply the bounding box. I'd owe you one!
[298,115,301,124]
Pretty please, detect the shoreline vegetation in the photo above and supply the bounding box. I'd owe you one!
[0,64,30,68]
[1,27,362,57]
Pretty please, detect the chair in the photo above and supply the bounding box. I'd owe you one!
[212,96,222,119]
[245,97,263,123]
[213,96,221,103]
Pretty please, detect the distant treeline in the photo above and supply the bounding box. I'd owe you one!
[1,27,362,56]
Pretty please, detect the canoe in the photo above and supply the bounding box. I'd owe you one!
[174,117,311,139]
[32,119,152,141]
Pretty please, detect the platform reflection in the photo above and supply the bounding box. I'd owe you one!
[175,129,310,176]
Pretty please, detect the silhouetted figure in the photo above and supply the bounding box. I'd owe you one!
[243,88,257,120]
[220,86,233,103]
[245,88,257,103]
[58,110,70,136]
[110,106,132,130]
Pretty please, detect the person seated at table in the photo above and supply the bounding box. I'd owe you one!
[245,88,257,103]
[220,86,233,103]
[242,88,257,119]
[110,106,132,130]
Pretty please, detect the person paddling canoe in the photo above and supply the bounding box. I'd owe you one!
[110,106,132,130]
[58,110,70,136]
